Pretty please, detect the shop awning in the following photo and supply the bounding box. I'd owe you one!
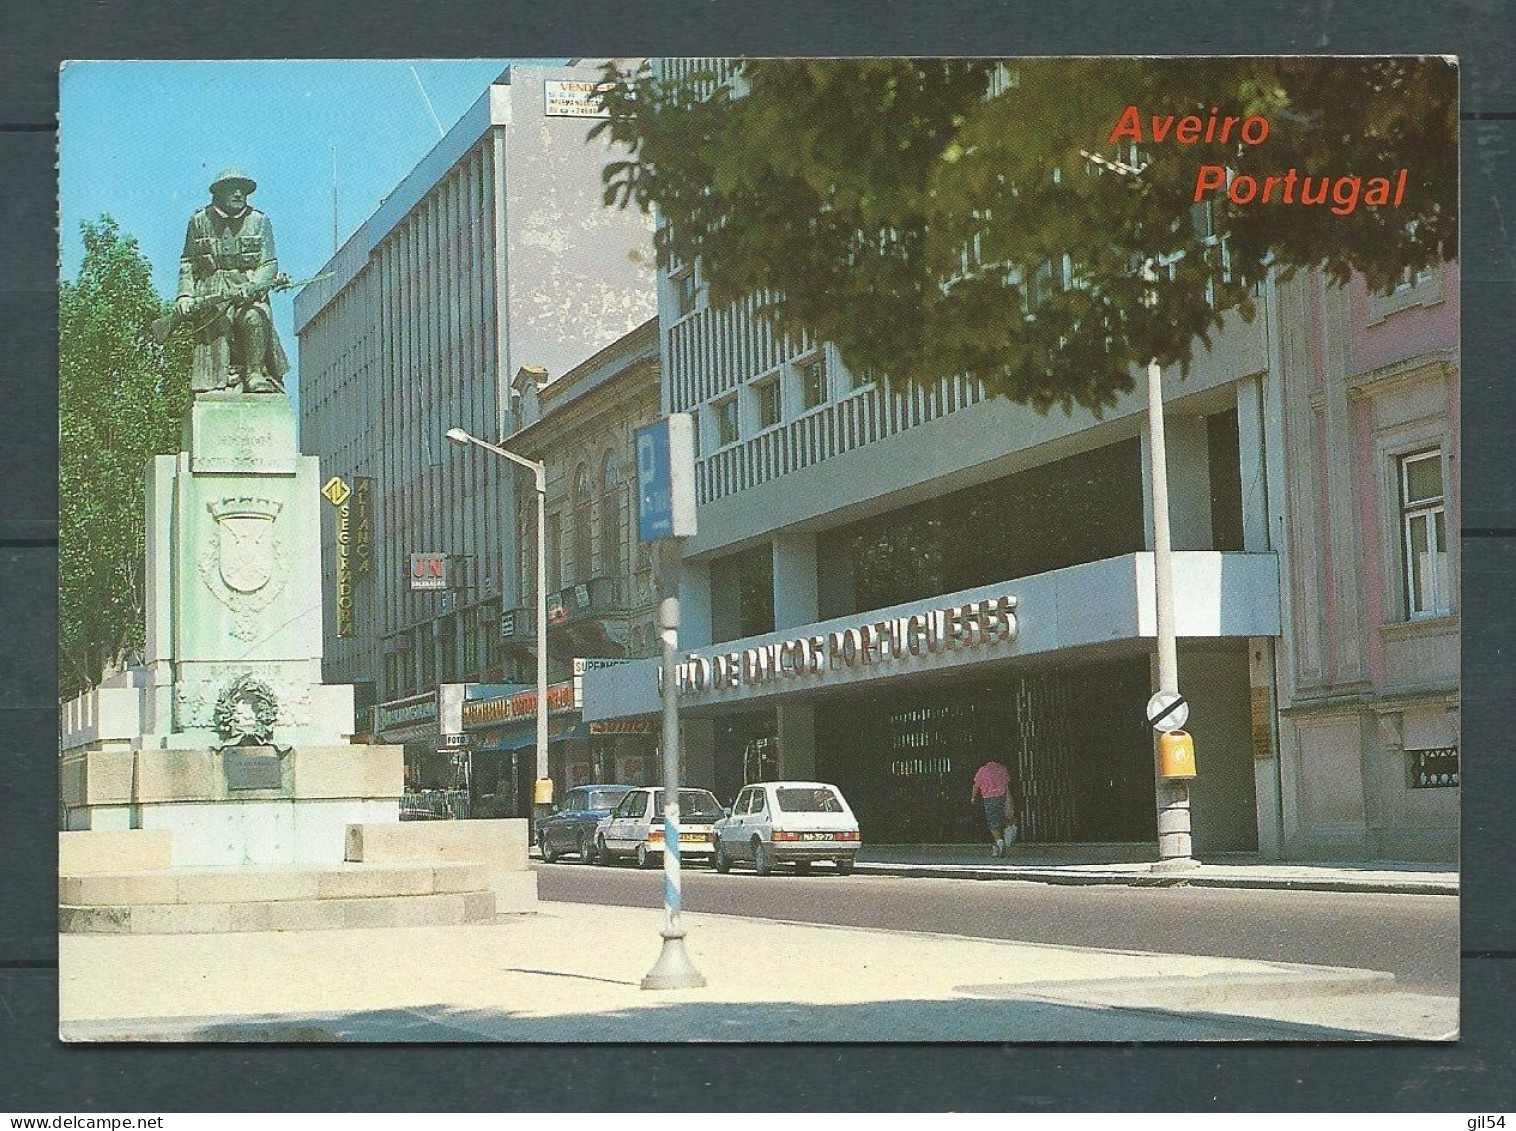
[476,723,591,754]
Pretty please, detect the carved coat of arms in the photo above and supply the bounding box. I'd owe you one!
[197,496,291,641]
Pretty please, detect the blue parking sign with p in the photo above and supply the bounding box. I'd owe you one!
[636,414,697,542]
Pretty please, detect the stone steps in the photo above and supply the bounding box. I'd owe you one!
[59,861,497,935]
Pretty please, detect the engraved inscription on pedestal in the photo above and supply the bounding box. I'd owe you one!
[224,745,284,791]
[187,395,299,475]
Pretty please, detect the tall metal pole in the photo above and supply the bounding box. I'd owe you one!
[1147,357,1195,870]
[642,541,705,990]
[534,466,549,802]
[443,428,551,822]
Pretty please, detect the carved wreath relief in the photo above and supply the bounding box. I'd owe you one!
[213,674,280,747]
[197,495,291,640]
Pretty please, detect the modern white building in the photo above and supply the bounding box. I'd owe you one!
[584,60,1458,861]
[296,61,656,744]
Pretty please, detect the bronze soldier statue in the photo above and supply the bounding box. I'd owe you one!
[172,167,292,395]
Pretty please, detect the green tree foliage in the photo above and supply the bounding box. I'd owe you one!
[593,58,1456,413]
[59,217,191,698]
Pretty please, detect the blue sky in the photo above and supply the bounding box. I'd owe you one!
[59,60,563,406]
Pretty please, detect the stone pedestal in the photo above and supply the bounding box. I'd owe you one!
[60,395,402,867]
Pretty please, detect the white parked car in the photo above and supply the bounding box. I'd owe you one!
[594,787,725,868]
[713,781,861,875]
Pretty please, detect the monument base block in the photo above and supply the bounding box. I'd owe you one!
[58,861,498,935]
[62,743,404,866]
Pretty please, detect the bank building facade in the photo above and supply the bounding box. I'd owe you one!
[300,61,1458,863]
[583,65,1459,862]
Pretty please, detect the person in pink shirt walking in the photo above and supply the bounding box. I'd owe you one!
[971,757,1018,857]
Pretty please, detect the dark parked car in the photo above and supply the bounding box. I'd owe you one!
[537,784,636,863]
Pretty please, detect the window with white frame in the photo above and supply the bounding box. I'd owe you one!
[799,354,828,411]
[753,376,782,430]
[712,396,740,448]
[1399,449,1451,619]
[672,267,698,319]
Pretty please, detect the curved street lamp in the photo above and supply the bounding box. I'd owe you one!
[445,427,550,819]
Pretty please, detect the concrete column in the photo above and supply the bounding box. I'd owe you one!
[1249,637,1283,859]
[680,558,714,650]
[1237,378,1271,552]
[777,702,817,780]
[1164,415,1214,551]
[1319,281,1368,687]
[143,456,176,672]
[772,533,819,630]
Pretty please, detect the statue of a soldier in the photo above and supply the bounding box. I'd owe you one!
[173,167,291,395]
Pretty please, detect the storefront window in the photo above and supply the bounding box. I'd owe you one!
[815,659,1160,846]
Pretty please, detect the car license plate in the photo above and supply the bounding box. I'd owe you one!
[801,833,834,841]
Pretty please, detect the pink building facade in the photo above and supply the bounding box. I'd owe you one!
[1273,264,1459,861]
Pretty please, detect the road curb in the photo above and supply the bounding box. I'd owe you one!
[961,965,1397,1009]
[852,862,1459,897]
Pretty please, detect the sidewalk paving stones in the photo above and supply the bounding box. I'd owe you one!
[58,900,1457,1043]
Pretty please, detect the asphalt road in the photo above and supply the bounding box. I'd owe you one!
[535,860,1460,995]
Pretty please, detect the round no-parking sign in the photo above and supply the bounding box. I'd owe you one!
[1145,690,1189,732]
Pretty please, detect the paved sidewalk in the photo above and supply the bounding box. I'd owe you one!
[59,900,1458,1043]
[853,845,1459,896]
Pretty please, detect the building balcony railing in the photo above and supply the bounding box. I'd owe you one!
[500,576,628,642]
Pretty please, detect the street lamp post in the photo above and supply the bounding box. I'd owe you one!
[445,427,550,822]
[1144,352,1196,871]
[1079,149,1195,870]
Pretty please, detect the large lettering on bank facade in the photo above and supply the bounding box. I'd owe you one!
[666,594,1019,699]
